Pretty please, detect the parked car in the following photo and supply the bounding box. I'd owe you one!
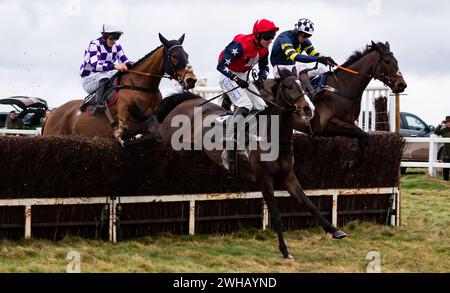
[0,96,48,129]
[400,111,444,173]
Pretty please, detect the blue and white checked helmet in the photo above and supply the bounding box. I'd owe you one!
[295,18,315,36]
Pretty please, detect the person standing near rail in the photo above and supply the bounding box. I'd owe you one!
[435,115,450,181]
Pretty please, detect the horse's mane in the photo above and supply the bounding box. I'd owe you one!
[129,45,163,69]
[341,42,385,67]
[155,91,203,122]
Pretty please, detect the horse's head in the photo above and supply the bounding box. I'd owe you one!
[371,41,407,93]
[159,33,197,90]
[277,67,315,121]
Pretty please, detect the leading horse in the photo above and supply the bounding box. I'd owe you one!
[124,68,347,259]
[290,41,407,168]
[43,33,197,144]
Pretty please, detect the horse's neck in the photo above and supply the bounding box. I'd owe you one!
[267,102,293,147]
[334,51,378,100]
[122,47,165,89]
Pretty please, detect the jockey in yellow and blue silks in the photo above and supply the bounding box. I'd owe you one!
[270,18,336,98]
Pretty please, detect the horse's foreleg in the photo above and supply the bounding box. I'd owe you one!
[258,175,293,260]
[113,120,126,146]
[283,171,347,239]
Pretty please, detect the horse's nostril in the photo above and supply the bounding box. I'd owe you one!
[187,78,197,88]
[303,106,312,117]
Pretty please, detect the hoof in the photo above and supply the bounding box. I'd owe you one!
[286,254,295,261]
[332,230,347,239]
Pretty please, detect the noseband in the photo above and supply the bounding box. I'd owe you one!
[278,76,307,116]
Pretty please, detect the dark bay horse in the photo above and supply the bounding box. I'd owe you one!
[125,68,347,259]
[291,41,407,168]
[43,33,197,144]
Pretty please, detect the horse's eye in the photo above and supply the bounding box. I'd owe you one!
[383,59,391,65]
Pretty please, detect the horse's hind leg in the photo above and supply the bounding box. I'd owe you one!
[284,171,347,239]
[258,175,293,260]
[324,117,369,169]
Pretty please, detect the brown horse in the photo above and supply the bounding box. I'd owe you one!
[43,33,197,144]
[291,41,407,168]
[124,68,347,259]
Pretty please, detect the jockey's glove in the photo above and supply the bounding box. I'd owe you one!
[318,56,337,66]
[253,78,265,90]
[232,76,250,89]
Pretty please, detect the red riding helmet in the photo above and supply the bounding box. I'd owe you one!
[252,19,279,34]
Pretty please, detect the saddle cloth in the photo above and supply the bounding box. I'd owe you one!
[80,76,119,113]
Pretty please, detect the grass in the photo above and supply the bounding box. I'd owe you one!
[0,168,449,272]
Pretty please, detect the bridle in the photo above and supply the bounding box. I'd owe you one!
[371,51,403,88]
[277,76,308,116]
[120,43,192,93]
[335,49,402,89]
[162,44,191,83]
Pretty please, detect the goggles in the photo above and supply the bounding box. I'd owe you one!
[260,31,276,41]
[299,32,312,39]
[106,33,122,40]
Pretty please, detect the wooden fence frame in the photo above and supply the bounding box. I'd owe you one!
[0,187,399,242]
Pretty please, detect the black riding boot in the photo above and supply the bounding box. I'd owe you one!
[300,79,316,99]
[225,107,250,144]
[222,107,250,175]
[92,78,109,114]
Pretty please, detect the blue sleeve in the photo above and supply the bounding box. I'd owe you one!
[258,53,269,80]
[217,41,243,79]
[279,37,319,63]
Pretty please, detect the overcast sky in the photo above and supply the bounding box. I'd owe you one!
[0,0,449,124]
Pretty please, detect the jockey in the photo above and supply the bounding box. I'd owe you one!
[217,19,279,142]
[270,18,337,98]
[79,23,133,113]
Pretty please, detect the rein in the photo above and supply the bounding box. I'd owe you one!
[118,43,191,94]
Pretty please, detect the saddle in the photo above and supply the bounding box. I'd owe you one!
[79,76,120,114]
[310,71,330,91]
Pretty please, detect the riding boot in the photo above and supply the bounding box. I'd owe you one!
[92,78,109,114]
[222,107,250,175]
[225,107,250,145]
[298,69,317,100]
[300,79,316,99]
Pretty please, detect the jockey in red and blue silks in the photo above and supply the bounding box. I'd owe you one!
[270,18,336,98]
[217,19,279,119]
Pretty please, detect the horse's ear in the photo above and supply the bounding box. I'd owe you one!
[291,66,298,77]
[276,66,285,79]
[371,40,382,53]
[159,33,169,47]
[384,41,390,51]
[278,67,290,80]
[178,34,185,45]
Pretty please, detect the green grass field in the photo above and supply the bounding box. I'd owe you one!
[0,169,448,272]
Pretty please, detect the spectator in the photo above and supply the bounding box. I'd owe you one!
[435,115,450,181]
[6,111,24,130]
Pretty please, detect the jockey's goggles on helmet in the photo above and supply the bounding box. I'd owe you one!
[260,31,276,41]
[106,33,122,40]
[299,32,312,39]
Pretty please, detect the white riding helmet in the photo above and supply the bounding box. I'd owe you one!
[295,18,315,36]
[102,23,123,34]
